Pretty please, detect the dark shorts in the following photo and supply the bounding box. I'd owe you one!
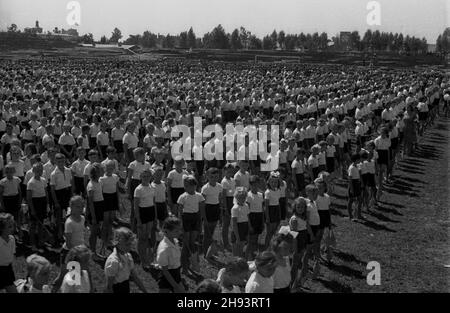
[3,195,20,221]
[309,225,320,244]
[113,280,130,293]
[231,222,249,243]
[418,112,428,121]
[296,229,308,251]
[362,173,376,188]
[249,212,264,235]
[88,200,104,223]
[295,173,305,192]
[318,210,331,229]
[155,202,168,221]
[170,187,185,204]
[279,197,287,220]
[139,206,156,224]
[73,176,85,196]
[113,140,124,154]
[129,179,140,201]
[31,197,47,222]
[326,157,335,173]
[182,212,201,232]
[103,192,119,212]
[205,204,221,223]
[377,149,389,165]
[268,205,281,223]
[0,264,15,289]
[158,267,181,292]
[349,179,361,197]
[55,187,71,212]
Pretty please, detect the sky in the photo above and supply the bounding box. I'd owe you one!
[0,0,448,42]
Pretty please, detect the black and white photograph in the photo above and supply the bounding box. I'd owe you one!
[0,0,449,301]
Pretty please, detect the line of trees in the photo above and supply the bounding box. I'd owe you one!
[119,25,433,54]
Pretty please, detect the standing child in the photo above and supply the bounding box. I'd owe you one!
[303,184,321,282]
[104,227,147,293]
[374,127,391,200]
[51,195,86,292]
[0,213,17,293]
[347,154,363,221]
[264,172,281,249]
[27,163,48,252]
[231,187,250,258]
[156,217,185,293]
[314,178,332,264]
[270,232,294,293]
[71,147,89,196]
[291,149,306,197]
[86,163,105,258]
[246,175,264,260]
[99,160,120,253]
[289,197,310,289]
[177,176,204,274]
[220,163,236,250]
[167,156,188,217]
[278,168,288,222]
[200,167,223,255]
[134,169,156,269]
[126,148,151,232]
[0,165,22,225]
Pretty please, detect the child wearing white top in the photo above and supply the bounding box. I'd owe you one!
[270,232,294,293]
[347,154,362,221]
[86,163,105,258]
[231,187,250,258]
[105,227,147,293]
[245,251,277,293]
[177,176,204,274]
[220,163,236,250]
[246,176,264,260]
[167,157,188,217]
[0,213,17,293]
[156,217,184,293]
[264,172,281,249]
[200,167,223,255]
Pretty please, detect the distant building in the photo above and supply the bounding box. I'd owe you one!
[24,20,43,34]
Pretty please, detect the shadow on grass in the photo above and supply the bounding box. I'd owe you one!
[325,262,365,280]
[388,175,425,185]
[367,210,400,224]
[376,200,405,210]
[333,250,366,266]
[360,219,397,233]
[316,278,353,293]
[330,208,347,218]
[374,203,403,216]
[396,165,425,175]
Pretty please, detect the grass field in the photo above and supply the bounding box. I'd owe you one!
[10,116,450,293]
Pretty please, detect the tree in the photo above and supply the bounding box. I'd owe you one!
[162,34,175,48]
[100,35,108,44]
[187,27,196,48]
[141,31,157,48]
[270,30,278,48]
[123,34,141,45]
[230,28,242,50]
[179,31,188,48]
[110,27,122,43]
[7,24,18,33]
[262,35,275,50]
[436,28,450,55]
[350,31,361,50]
[362,29,373,51]
[81,33,94,44]
[277,30,285,50]
[239,27,250,49]
[204,24,229,49]
[248,35,262,50]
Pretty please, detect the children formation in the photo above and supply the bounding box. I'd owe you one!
[0,59,448,293]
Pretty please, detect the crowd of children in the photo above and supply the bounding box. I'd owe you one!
[0,59,448,293]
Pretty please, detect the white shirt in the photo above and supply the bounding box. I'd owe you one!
[308,154,319,168]
[156,236,181,270]
[151,181,166,202]
[50,167,72,190]
[99,174,119,193]
[71,159,89,178]
[128,161,151,180]
[307,200,320,226]
[264,189,281,206]
[201,183,223,205]
[247,191,264,213]
[291,158,305,174]
[134,184,155,207]
[177,192,204,213]
[86,180,103,201]
[245,271,274,293]
[316,194,331,211]
[27,176,47,198]
[63,216,86,249]
[374,136,391,150]
[221,177,236,197]
[122,132,138,149]
[104,248,135,284]
[168,169,188,188]
[231,203,249,223]
[234,171,250,189]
